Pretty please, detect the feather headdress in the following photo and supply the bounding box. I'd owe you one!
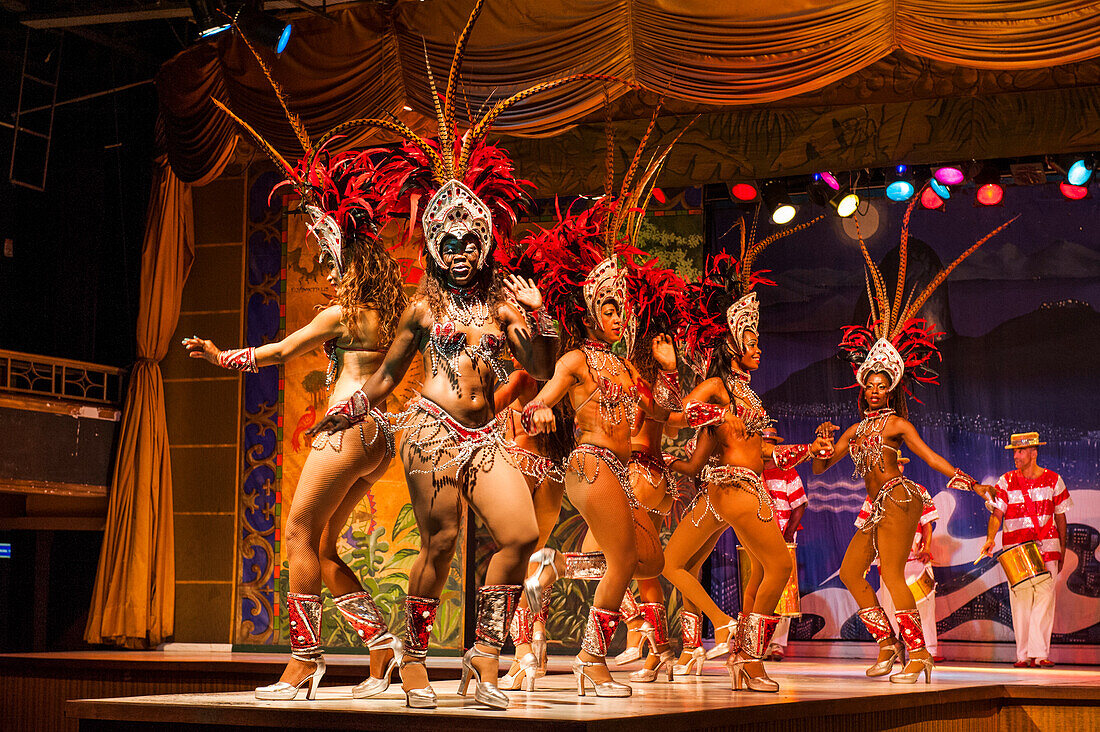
[679,209,823,376]
[525,108,688,356]
[307,0,636,272]
[839,192,1018,391]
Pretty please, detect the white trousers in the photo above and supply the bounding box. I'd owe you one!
[1008,560,1058,662]
[878,560,938,655]
[772,617,790,648]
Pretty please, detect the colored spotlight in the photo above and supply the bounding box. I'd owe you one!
[1067,156,1095,186]
[818,172,840,191]
[934,165,965,185]
[762,182,797,224]
[730,182,759,202]
[976,183,1003,206]
[1060,181,1089,200]
[886,180,915,201]
[920,187,944,210]
[833,192,860,217]
[929,178,952,200]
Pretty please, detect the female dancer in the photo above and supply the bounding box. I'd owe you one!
[612,262,689,682]
[812,203,1010,683]
[663,249,830,693]
[184,148,407,699]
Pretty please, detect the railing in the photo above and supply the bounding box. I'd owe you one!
[0,349,125,405]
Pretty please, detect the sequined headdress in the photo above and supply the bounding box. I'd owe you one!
[680,211,823,376]
[839,193,1018,391]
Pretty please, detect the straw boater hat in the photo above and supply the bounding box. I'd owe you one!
[1005,431,1046,450]
[761,427,784,443]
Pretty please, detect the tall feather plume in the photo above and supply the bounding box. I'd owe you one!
[853,217,891,337]
[211,98,298,182]
[603,93,615,212]
[458,73,640,176]
[423,39,455,181]
[739,211,826,294]
[891,192,920,328]
[895,214,1019,330]
[231,22,312,156]
[443,0,485,158]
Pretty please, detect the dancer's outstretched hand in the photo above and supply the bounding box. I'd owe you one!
[182,335,219,365]
[307,413,351,437]
[651,333,677,371]
[505,274,543,312]
[973,483,995,505]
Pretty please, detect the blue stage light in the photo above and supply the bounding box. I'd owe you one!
[886,180,915,201]
[1067,158,1094,186]
[929,178,951,200]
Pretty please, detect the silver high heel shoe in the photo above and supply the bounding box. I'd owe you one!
[352,635,402,699]
[629,649,676,682]
[255,655,326,700]
[867,639,904,677]
[499,651,539,691]
[613,629,650,665]
[524,548,558,613]
[706,619,738,659]
[890,656,934,684]
[531,627,548,676]
[728,654,779,693]
[572,656,632,697]
[673,646,707,676]
[458,645,511,709]
[399,656,437,709]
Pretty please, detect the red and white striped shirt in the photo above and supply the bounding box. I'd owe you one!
[855,497,939,561]
[763,467,807,533]
[993,469,1071,562]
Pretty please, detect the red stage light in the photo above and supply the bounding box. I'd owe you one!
[976,183,1003,206]
[920,187,944,209]
[730,183,759,201]
[1060,181,1088,200]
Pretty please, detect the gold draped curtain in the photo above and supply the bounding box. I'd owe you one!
[157,0,1100,183]
[85,147,233,648]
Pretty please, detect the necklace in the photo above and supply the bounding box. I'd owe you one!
[851,408,895,478]
[582,339,622,377]
[444,286,489,327]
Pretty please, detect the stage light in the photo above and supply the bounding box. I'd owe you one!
[818,172,840,191]
[762,182,796,225]
[933,164,965,185]
[729,182,760,202]
[885,165,915,202]
[920,186,944,210]
[974,164,1003,206]
[929,178,952,200]
[833,191,860,217]
[190,0,231,38]
[1060,181,1089,200]
[1066,155,1095,186]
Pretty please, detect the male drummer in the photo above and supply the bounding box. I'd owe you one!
[980,431,1071,668]
[761,427,808,661]
[855,457,944,661]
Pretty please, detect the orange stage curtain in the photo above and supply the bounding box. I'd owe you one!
[155,0,1100,181]
[85,146,234,648]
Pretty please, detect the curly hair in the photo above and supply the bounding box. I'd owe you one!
[334,232,408,347]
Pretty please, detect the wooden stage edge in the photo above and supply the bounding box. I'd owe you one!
[54,659,1100,732]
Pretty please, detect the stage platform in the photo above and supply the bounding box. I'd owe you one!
[62,658,1100,732]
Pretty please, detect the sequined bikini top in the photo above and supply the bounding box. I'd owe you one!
[578,339,639,425]
[429,320,510,381]
[724,370,772,436]
[849,409,898,478]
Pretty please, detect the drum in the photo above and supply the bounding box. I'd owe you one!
[997,541,1049,588]
[906,566,936,604]
[738,543,800,617]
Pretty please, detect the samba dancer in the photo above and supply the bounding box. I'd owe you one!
[664,245,831,694]
[813,199,1011,683]
[191,41,407,701]
[305,0,619,707]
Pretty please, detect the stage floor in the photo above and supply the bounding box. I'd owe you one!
[66,657,1100,731]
